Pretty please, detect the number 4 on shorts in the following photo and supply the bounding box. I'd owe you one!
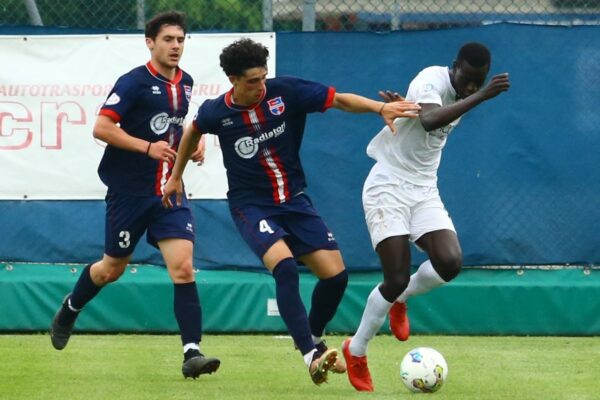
[259,219,274,234]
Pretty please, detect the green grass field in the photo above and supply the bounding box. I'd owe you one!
[1,334,598,399]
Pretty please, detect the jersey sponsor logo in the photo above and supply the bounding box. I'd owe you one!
[104,92,120,106]
[150,112,185,135]
[234,121,287,159]
[184,85,192,102]
[267,96,285,116]
[221,117,233,127]
[151,85,161,95]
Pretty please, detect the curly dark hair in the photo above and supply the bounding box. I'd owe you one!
[456,42,491,68]
[220,38,269,76]
[145,11,187,40]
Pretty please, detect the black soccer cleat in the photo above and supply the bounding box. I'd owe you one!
[182,349,221,379]
[50,294,75,350]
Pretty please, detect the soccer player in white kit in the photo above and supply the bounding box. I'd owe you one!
[342,42,510,392]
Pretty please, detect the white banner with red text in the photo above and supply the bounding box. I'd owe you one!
[0,32,275,199]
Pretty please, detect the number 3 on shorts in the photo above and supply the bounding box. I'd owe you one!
[259,219,274,234]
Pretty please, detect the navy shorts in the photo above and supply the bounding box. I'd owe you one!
[230,193,339,260]
[104,191,195,258]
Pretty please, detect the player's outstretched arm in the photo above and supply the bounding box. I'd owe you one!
[419,72,510,132]
[161,123,202,208]
[332,92,420,134]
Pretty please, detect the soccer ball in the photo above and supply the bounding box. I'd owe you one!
[400,347,448,393]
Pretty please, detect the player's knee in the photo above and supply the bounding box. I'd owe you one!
[95,265,125,284]
[328,269,348,290]
[433,250,462,282]
[170,259,195,282]
[380,274,409,301]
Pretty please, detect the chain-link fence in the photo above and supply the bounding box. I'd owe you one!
[2,0,599,32]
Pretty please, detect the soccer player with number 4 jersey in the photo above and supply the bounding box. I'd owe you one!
[50,11,220,379]
[162,38,420,385]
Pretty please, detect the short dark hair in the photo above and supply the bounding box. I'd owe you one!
[456,42,491,68]
[220,38,269,76]
[145,11,187,40]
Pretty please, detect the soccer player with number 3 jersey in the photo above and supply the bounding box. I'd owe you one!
[50,11,220,379]
[162,38,420,385]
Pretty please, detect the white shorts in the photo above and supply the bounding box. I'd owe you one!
[362,163,456,250]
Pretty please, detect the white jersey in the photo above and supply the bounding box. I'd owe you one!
[366,66,461,187]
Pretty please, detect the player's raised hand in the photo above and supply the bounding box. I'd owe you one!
[148,140,177,162]
[161,176,183,208]
[479,73,510,100]
[380,100,421,134]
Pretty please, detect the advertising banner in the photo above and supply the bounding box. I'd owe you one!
[0,32,276,199]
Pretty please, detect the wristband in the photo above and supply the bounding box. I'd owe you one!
[378,102,386,115]
[145,141,152,155]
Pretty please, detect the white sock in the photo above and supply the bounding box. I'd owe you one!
[183,343,199,354]
[312,335,323,345]
[349,286,393,357]
[303,349,317,367]
[396,260,446,303]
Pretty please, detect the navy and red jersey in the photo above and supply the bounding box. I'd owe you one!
[193,76,335,208]
[98,62,193,196]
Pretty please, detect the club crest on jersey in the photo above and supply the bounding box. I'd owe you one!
[184,85,192,102]
[105,92,120,106]
[267,97,285,115]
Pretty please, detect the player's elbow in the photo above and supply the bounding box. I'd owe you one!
[92,127,102,140]
[419,115,438,132]
[92,125,108,142]
[92,117,112,141]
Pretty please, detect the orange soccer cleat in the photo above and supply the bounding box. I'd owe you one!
[389,302,410,341]
[341,338,373,392]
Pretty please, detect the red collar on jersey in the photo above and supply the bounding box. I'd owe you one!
[224,87,266,110]
[146,61,183,84]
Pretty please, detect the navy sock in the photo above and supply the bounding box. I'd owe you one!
[59,264,101,325]
[309,270,348,337]
[272,258,314,355]
[174,282,202,346]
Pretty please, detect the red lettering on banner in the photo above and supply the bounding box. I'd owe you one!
[0,101,33,150]
[0,84,114,97]
[193,84,221,96]
[40,102,86,149]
